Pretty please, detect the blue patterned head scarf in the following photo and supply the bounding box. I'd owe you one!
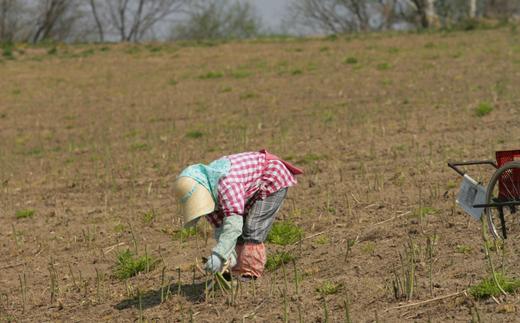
[178,157,231,203]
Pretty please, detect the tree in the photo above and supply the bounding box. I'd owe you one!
[32,0,74,43]
[287,0,375,34]
[404,0,438,28]
[89,0,104,42]
[171,0,262,40]
[0,0,23,42]
[484,0,520,20]
[103,0,185,42]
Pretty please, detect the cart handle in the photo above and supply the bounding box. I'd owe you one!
[447,160,498,177]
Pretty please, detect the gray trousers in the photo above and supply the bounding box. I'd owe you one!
[238,188,288,244]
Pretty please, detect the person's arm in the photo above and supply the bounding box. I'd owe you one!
[205,182,245,273]
[212,214,242,261]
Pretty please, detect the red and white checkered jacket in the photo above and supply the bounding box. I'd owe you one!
[205,151,301,228]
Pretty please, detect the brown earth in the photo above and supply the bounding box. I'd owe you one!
[1,27,520,322]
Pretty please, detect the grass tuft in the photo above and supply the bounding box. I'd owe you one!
[172,227,198,241]
[199,71,224,80]
[474,102,493,117]
[376,62,391,71]
[317,281,342,295]
[185,130,203,139]
[267,221,303,245]
[344,57,358,65]
[265,251,295,271]
[114,249,157,280]
[16,209,35,219]
[469,273,520,299]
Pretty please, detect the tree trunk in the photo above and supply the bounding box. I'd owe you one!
[89,0,104,42]
[425,0,437,27]
[469,0,477,18]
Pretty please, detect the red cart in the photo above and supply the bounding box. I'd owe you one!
[449,149,520,240]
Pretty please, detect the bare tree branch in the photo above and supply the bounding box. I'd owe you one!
[89,0,104,42]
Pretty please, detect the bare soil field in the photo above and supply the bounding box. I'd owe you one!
[1,27,520,322]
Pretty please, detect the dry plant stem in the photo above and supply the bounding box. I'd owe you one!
[385,291,465,311]
[128,221,138,253]
[138,289,143,323]
[11,223,20,248]
[0,262,25,270]
[103,242,126,255]
[323,298,329,323]
[68,263,78,291]
[471,303,482,323]
[160,266,167,303]
[95,268,102,303]
[283,289,289,323]
[18,272,27,313]
[292,259,299,295]
[480,217,506,296]
[344,295,352,323]
[177,268,182,296]
[282,260,289,293]
[426,236,433,297]
[48,259,58,304]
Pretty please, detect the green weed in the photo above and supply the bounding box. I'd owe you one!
[315,235,329,245]
[231,70,253,79]
[125,46,141,55]
[142,210,156,224]
[388,47,400,54]
[361,242,376,255]
[114,223,126,233]
[130,142,150,151]
[173,227,198,241]
[446,181,457,189]
[376,63,391,71]
[475,102,493,117]
[114,249,157,280]
[455,244,472,254]
[239,92,258,100]
[47,47,58,55]
[16,209,35,219]
[265,251,295,271]
[2,46,14,59]
[198,71,224,80]
[185,130,203,139]
[79,48,95,58]
[469,273,520,299]
[267,221,303,245]
[344,57,358,65]
[414,206,437,219]
[220,86,232,93]
[317,281,342,296]
[291,69,303,75]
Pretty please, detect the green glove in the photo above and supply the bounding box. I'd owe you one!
[212,214,243,261]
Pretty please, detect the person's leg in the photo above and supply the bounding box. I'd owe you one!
[233,188,288,278]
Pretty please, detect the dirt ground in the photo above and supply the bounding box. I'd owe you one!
[1,27,520,322]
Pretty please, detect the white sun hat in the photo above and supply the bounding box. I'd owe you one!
[173,176,215,227]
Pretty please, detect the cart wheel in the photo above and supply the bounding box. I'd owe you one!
[485,161,520,240]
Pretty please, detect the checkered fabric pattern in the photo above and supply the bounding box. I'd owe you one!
[239,187,287,243]
[206,152,297,227]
